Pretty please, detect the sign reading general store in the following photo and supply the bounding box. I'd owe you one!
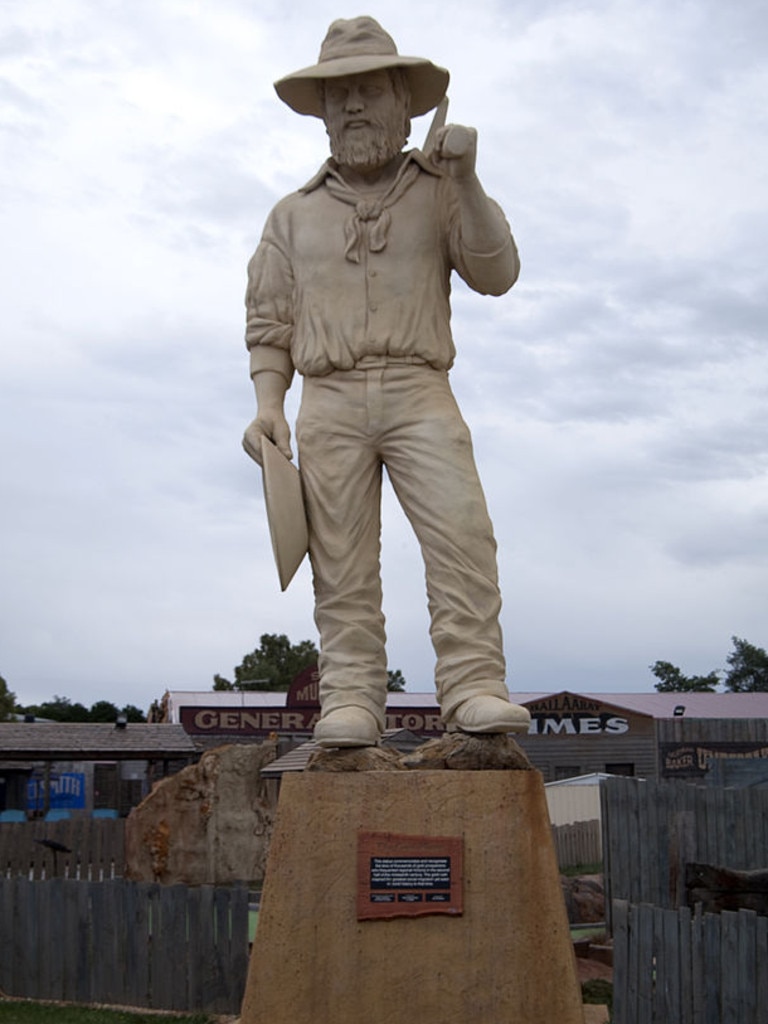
[181,663,448,737]
[181,705,448,736]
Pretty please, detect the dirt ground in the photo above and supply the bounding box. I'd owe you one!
[582,1005,611,1024]
[576,956,613,983]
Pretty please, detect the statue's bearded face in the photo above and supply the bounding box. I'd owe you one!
[322,69,411,172]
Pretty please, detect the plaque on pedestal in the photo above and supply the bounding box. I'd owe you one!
[357,831,463,919]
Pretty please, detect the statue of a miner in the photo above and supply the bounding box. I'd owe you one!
[243,16,531,748]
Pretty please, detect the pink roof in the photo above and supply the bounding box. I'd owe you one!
[566,691,768,720]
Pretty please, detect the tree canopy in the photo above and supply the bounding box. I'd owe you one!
[15,694,147,722]
[0,674,16,722]
[651,636,768,693]
[724,636,768,692]
[213,634,408,693]
[214,633,319,692]
[650,660,720,693]
[387,668,406,692]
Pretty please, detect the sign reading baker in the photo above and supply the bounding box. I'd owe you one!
[523,691,649,737]
[661,741,768,778]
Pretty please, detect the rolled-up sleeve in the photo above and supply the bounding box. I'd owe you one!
[245,226,296,383]
[460,232,520,296]
[444,184,520,296]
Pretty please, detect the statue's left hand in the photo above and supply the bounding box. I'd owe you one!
[432,124,477,180]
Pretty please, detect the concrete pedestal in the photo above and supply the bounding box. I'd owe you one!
[240,770,584,1023]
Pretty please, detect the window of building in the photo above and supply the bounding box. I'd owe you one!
[605,762,635,777]
[554,766,581,781]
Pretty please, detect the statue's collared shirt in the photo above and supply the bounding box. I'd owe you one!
[245,149,517,381]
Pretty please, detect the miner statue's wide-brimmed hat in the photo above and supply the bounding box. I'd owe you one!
[274,16,450,119]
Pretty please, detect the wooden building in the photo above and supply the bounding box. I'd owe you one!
[0,721,197,817]
[160,671,768,783]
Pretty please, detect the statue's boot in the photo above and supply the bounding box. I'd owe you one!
[314,706,381,748]
[446,695,531,735]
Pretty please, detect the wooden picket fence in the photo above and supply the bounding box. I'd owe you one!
[0,876,250,1013]
[551,819,602,869]
[0,819,125,879]
[600,776,768,918]
[612,899,768,1024]
[0,818,602,876]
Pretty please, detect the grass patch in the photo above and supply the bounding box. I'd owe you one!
[0,1003,215,1024]
[582,978,613,1010]
[571,925,607,941]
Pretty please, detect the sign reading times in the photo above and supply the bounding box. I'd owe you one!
[357,831,463,921]
[525,691,648,737]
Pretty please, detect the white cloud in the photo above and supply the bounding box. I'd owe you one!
[1,0,766,709]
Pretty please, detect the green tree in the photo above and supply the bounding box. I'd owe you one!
[20,695,91,722]
[724,636,768,692]
[121,703,147,722]
[651,660,719,693]
[0,674,16,721]
[89,700,120,722]
[215,633,319,692]
[16,694,147,722]
[387,668,406,692]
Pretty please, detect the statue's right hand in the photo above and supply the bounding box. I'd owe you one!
[242,413,293,467]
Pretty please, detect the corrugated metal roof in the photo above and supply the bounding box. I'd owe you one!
[573,692,768,719]
[261,728,423,776]
[545,773,620,787]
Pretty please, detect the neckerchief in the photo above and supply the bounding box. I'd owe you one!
[300,151,438,264]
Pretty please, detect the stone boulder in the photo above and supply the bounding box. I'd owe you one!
[125,741,277,885]
[561,873,605,924]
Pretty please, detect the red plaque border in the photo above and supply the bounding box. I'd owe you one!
[357,831,463,921]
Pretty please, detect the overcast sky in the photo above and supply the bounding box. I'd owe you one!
[2,0,766,713]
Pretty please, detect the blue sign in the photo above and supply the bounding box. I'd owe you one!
[27,772,86,811]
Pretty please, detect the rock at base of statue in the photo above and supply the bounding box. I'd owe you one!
[124,742,278,885]
[306,732,533,773]
[239,770,584,1024]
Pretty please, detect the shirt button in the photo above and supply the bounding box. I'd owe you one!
[369,304,377,312]
[369,269,377,278]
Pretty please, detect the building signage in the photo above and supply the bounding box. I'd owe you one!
[182,662,446,737]
[661,742,768,778]
[179,685,648,741]
[357,831,463,920]
[524,692,641,737]
[182,707,320,734]
[528,714,629,736]
[180,706,445,736]
[27,772,86,811]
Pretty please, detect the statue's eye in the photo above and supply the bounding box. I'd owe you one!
[326,86,347,103]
